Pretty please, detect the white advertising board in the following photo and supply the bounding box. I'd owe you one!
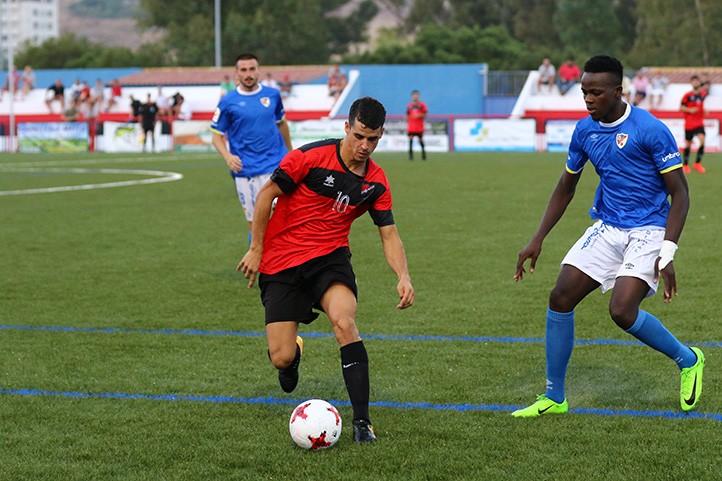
[98,122,170,153]
[454,118,536,151]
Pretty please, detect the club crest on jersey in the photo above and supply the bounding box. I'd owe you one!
[616,133,629,149]
[260,97,271,107]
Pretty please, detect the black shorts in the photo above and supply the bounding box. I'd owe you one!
[258,246,358,325]
[408,132,423,139]
[685,127,705,141]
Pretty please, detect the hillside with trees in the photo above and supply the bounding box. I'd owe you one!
[14,0,722,70]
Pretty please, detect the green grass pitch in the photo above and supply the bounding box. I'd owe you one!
[1,150,719,480]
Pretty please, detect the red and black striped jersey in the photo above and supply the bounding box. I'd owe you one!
[260,139,394,275]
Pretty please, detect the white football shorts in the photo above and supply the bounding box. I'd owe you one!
[561,220,665,297]
[234,173,272,222]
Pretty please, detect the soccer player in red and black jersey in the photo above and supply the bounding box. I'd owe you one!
[238,97,415,443]
[679,75,710,174]
[406,90,428,160]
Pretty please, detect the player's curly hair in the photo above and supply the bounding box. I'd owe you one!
[583,55,623,86]
[349,97,386,130]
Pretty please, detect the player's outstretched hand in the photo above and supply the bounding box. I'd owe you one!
[514,240,542,282]
[225,154,243,173]
[237,247,262,288]
[654,258,677,303]
[396,277,415,309]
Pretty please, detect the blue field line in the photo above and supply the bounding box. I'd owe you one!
[1,323,720,348]
[1,387,719,423]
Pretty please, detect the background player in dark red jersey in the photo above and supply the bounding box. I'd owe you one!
[238,97,415,443]
[679,75,710,174]
[405,89,428,160]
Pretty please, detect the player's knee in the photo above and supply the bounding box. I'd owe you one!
[330,315,359,344]
[608,303,635,330]
[268,347,296,370]
[548,288,575,313]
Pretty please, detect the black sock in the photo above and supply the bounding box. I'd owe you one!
[683,146,691,165]
[408,140,413,159]
[696,145,705,164]
[420,141,426,159]
[340,340,370,422]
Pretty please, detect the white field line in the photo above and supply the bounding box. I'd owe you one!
[0,167,183,196]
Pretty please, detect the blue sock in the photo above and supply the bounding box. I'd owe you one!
[545,308,575,403]
[625,310,696,369]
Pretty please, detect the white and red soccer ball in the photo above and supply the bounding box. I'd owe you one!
[289,399,342,450]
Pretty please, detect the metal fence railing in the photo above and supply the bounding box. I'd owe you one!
[487,71,530,97]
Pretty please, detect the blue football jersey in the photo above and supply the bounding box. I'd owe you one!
[210,85,288,178]
[566,104,682,229]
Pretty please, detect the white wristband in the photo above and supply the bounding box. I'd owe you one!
[657,240,678,270]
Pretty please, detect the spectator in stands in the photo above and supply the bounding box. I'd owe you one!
[20,65,35,100]
[632,68,649,106]
[138,93,159,153]
[90,79,106,116]
[327,64,347,102]
[174,94,192,120]
[679,75,710,174]
[536,58,556,94]
[557,58,581,95]
[261,71,279,89]
[68,78,83,107]
[279,73,293,99]
[105,79,122,112]
[406,89,428,160]
[61,102,84,122]
[45,79,65,113]
[155,86,171,116]
[220,74,235,98]
[1,65,20,101]
[210,52,292,242]
[648,73,669,110]
[76,81,92,117]
[169,92,185,117]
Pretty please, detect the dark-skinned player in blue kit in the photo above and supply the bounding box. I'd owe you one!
[513,56,704,418]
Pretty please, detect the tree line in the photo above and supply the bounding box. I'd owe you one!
[13,0,722,71]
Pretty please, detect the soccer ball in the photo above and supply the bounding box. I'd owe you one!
[289,399,342,450]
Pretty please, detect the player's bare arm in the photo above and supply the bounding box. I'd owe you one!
[515,170,581,281]
[237,180,284,287]
[277,118,293,151]
[211,131,242,172]
[378,224,414,309]
[654,168,690,302]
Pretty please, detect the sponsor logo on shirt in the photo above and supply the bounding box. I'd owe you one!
[662,151,681,162]
[324,175,335,187]
[212,108,220,123]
